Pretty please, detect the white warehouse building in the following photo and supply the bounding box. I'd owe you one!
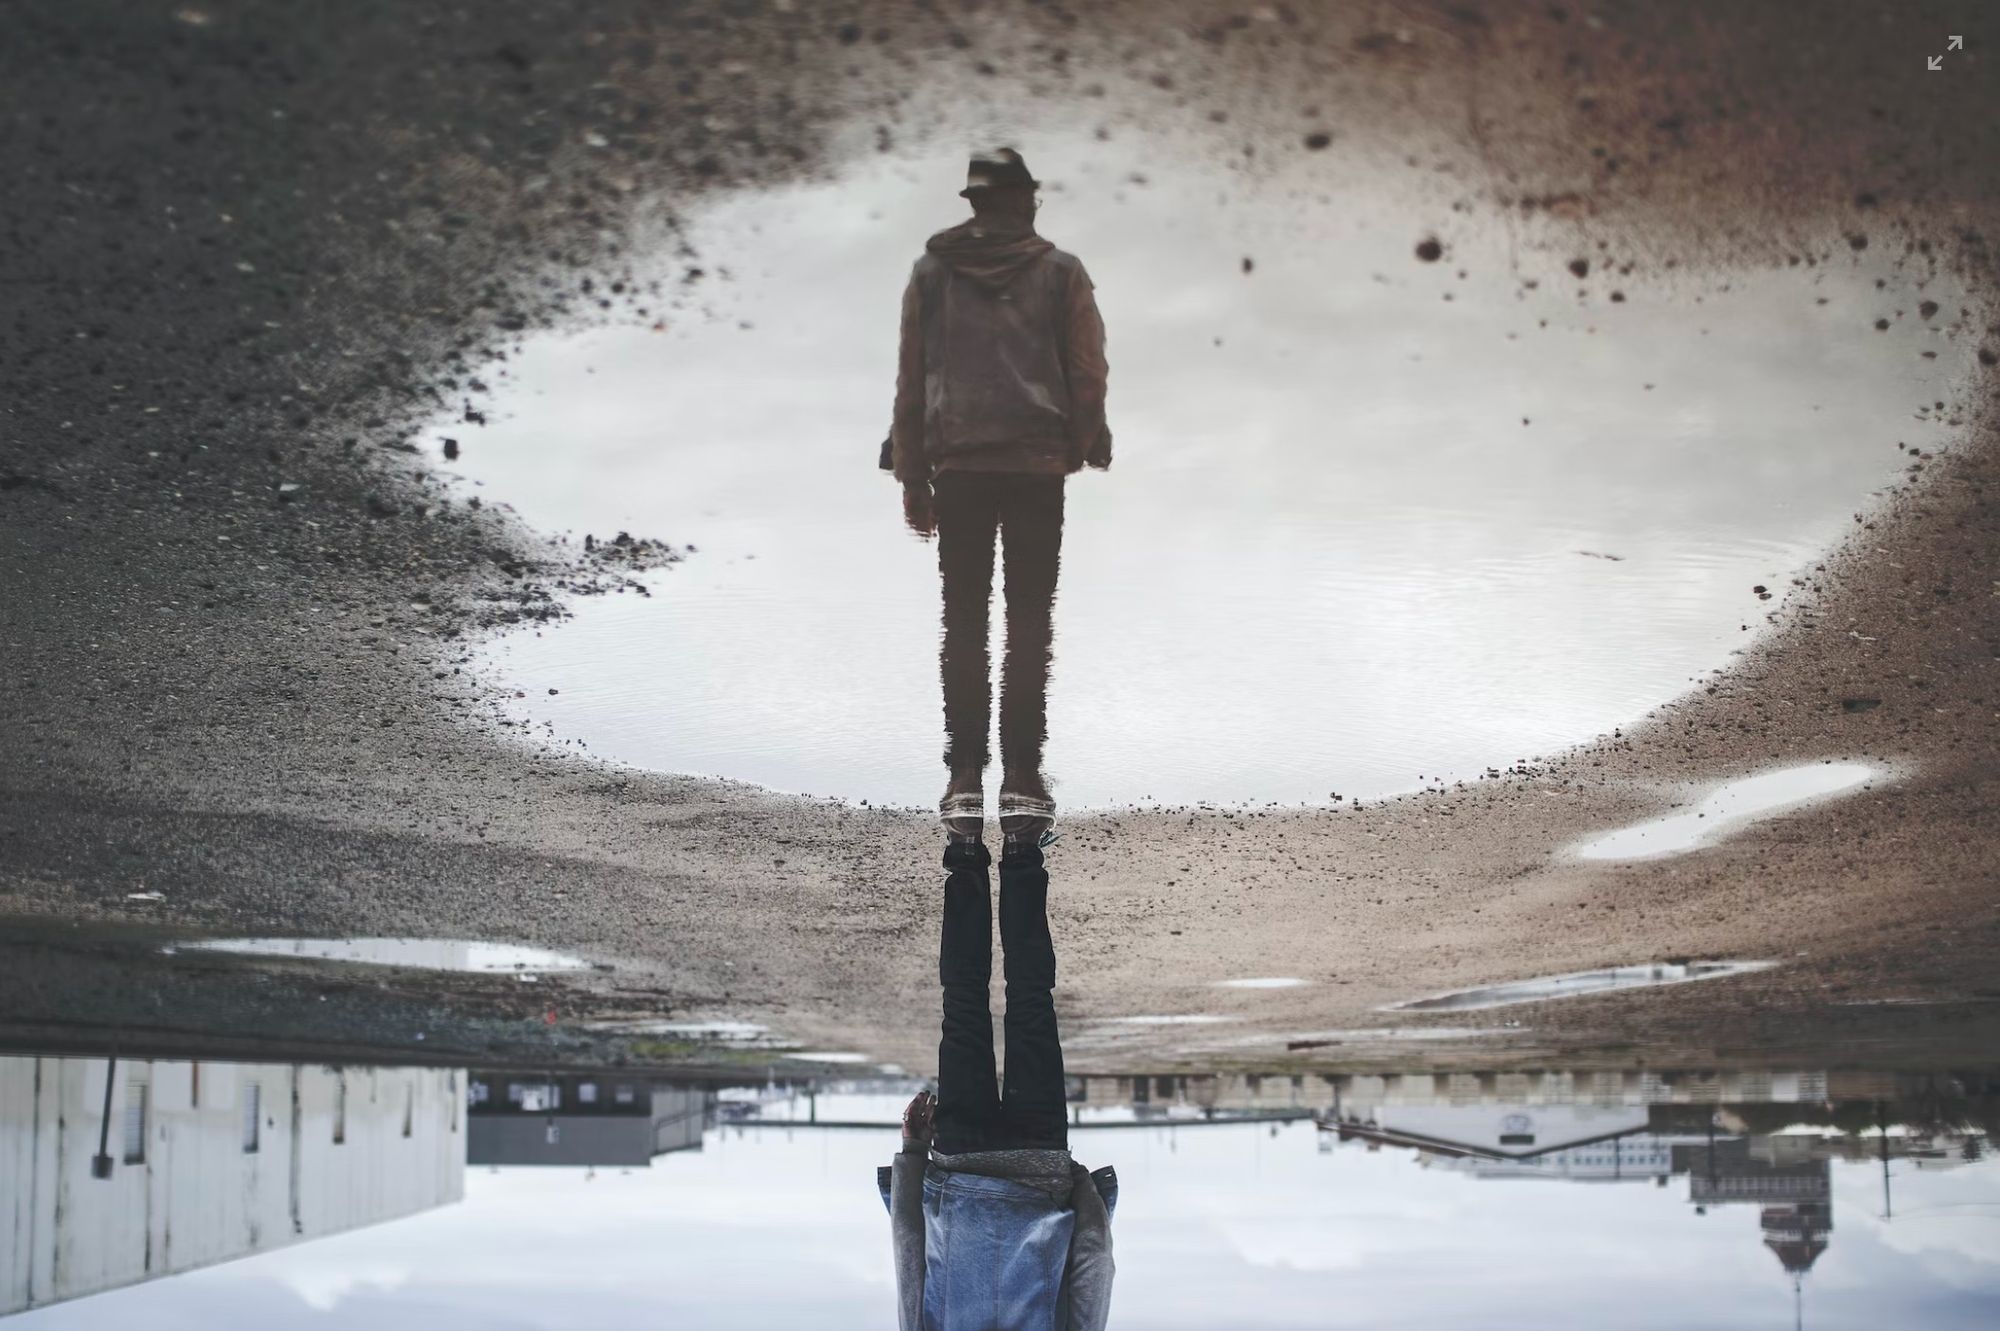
[0,1056,464,1316]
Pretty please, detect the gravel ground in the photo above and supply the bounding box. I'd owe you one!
[2,1,1996,1074]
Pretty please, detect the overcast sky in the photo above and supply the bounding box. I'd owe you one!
[17,1107,2000,1330]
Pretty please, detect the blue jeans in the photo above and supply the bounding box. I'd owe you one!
[921,1167,1076,1330]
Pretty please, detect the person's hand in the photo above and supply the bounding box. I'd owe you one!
[1084,425,1113,471]
[902,481,935,538]
[902,1089,937,1150]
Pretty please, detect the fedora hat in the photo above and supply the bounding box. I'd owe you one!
[958,147,1039,198]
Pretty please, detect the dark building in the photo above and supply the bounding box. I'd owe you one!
[1673,1137,1835,1279]
[466,1072,711,1167]
[1761,1200,1834,1277]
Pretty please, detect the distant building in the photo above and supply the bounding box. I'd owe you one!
[1322,1101,1654,1160]
[1063,1067,1838,1116]
[1673,1136,1836,1277]
[466,1072,712,1167]
[1761,1201,1833,1277]
[0,1056,463,1317]
[1437,1133,1683,1183]
[1674,1137,1831,1208]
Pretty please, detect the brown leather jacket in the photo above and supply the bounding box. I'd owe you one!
[887,218,1110,486]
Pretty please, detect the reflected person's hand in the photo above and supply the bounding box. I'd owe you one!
[903,482,935,539]
[902,1089,937,1150]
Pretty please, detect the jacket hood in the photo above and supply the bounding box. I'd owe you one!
[925,218,1055,293]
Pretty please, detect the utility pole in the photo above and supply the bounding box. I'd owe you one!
[1876,1100,1892,1221]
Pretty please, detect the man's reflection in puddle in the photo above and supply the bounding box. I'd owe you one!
[883,147,1111,840]
[880,826,1117,1330]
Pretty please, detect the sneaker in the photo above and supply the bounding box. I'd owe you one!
[1001,824,1058,858]
[938,790,984,842]
[997,790,1056,848]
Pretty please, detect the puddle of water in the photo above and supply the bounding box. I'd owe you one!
[779,1051,874,1064]
[1385,960,1778,1013]
[1285,1026,1515,1043]
[588,1018,771,1039]
[1573,761,1881,860]
[174,938,593,973]
[1105,1014,1234,1026]
[434,140,1970,809]
[1215,977,1310,989]
[582,1018,788,1048]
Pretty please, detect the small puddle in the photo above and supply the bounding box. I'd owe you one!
[586,1018,774,1041]
[1214,977,1310,989]
[779,1051,874,1064]
[428,134,1972,810]
[1573,761,1881,860]
[1105,1014,1234,1026]
[173,938,594,973]
[1285,1026,1512,1045]
[1384,960,1777,1012]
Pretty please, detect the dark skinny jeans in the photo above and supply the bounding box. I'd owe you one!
[934,837,1068,1154]
[934,471,1065,778]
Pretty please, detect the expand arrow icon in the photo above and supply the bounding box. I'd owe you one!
[1948,35,1963,49]
[1928,54,1943,69]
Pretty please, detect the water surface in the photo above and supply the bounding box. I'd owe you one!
[434,143,1967,809]
[175,938,593,973]
[1573,762,1882,860]
[1385,961,1779,1013]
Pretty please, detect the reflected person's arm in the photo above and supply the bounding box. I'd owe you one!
[1063,1162,1116,1331]
[888,1149,926,1331]
[1063,260,1109,471]
[888,1089,935,1331]
[891,262,930,488]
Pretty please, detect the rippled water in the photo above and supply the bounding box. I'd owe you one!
[430,141,1967,809]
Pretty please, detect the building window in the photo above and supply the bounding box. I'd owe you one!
[122,1083,149,1165]
[517,1082,559,1113]
[242,1083,261,1153]
[333,1074,347,1145]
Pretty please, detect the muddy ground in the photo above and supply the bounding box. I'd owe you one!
[2,2,1996,1077]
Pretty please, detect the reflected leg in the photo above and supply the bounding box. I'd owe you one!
[935,475,1000,779]
[934,837,999,1154]
[997,839,1068,1150]
[998,476,1065,793]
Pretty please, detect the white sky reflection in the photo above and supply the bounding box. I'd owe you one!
[16,1114,1999,1329]
[431,143,1972,808]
